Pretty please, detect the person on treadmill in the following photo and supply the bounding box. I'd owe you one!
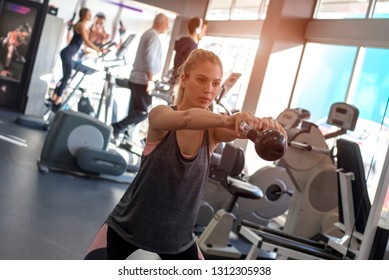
[46,8,108,110]
[111,13,169,139]
[84,49,286,260]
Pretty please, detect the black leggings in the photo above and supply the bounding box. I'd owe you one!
[84,226,199,260]
[114,81,152,130]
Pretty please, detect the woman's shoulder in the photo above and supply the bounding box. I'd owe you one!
[149,104,174,117]
[9,30,17,38]
[73,21,85,33]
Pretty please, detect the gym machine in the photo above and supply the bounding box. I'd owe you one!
[95,34,136,125]
[16,40,116,130]
[197,122,287,259]
[197,102,359,259]
[239,136,372,260]
[235,102,365,260]
[37,109,139,183]
[17,33,136,130]
[280,102,359,239]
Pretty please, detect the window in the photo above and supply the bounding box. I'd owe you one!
[349,48,389,124]
[315,0,370,19]
[292,43,389,200]
[372,0,389,18]
[346,47,389,197]
[231,0,267,20]
[206,0,268,20]
[206,0,234,20]
[199,36,259,112]
[291,43,357,122]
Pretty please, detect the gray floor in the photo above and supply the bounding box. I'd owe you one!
[0,110,130,259]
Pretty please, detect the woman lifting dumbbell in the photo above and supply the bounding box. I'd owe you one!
[84,49,287,260]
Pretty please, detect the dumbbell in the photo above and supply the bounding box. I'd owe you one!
[240,121,287,161]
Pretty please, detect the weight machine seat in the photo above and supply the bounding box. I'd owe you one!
[219,143,245,177]
[226,177,263,200]
[219,143,263,199]
[216,144,263,214]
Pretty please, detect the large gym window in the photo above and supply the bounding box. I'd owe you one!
[315,0,370,19]
[346,47,389,197]
[349,48,389,124]
[231,0,268,20]
[372,0,389,18]
[199,36,259,112]
[291,43,357,122]
[206,0,269,20]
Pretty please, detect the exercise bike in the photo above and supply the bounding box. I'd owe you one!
[277,103,359,239]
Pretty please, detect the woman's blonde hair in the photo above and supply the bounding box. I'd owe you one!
[173,49,223,105]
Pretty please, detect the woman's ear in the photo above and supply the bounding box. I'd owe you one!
[180,74,187,88]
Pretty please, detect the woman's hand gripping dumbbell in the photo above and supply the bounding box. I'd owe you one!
[240,121,287,161]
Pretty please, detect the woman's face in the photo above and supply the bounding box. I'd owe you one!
[181,61,222,109]
[18,31,30,40]
[85,10,92,21]
[94,17,105,29]
[198,24,207,40]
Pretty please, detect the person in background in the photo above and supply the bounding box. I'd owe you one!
[66,12,110,61]
[46,8,108,110]
[169,17,208,86]
[0,22,32,77]
[111,13,169,139]
[84,49,286,260]
[81,12,110,59]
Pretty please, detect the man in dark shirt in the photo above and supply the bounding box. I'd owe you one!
[169,17,207,86]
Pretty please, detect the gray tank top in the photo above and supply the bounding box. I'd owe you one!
[106,129,210,254]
